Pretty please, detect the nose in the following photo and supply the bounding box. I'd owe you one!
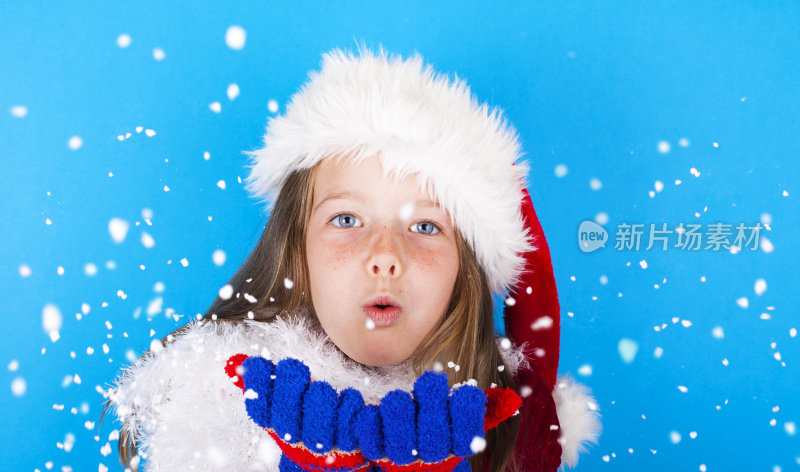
[366,228,404,279]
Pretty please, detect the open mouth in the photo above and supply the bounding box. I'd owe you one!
[363,305,402,326]
[362,295,403,326]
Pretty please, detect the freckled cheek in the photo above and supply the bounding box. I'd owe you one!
[311,234,361,271]
[335,243,361,267]
[409,244,458,275]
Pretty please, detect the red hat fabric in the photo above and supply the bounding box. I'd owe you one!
[504,187,561,392]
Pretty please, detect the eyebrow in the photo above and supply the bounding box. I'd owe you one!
[313,191,439,214]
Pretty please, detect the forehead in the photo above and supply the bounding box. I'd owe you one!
[313,155,441,208]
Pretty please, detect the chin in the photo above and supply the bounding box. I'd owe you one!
[351,349,409,368]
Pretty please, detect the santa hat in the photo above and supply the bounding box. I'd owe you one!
[243,44,560,397]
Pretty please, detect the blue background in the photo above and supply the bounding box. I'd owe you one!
[1,1,798,470]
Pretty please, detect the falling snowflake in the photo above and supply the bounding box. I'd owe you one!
[227,83,240,100]
[754,279,767,296]
[219,284,234,300]
[212,249,226,266]
[116,34,131,48]
[711,326,724,339]
[618,338,638,363]
[108,218,129,243]
[10,105,28,118]
[11,377,26,397]
[225,26,246,50]
[68,136,83,150]
[736,297,749,309]
[470,436,487,453]
[100,442,112,456]
[42,304,63,342]
[530,316,553,330]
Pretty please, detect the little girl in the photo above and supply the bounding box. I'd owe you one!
[106,45,601,472]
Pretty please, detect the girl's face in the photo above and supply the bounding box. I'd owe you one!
[306,154,460,367]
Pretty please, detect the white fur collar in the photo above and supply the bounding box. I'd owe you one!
[107,314,599,470]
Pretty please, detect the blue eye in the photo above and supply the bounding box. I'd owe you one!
[330,213,441,235]
[330,213,362,228]
[411,221,441,235]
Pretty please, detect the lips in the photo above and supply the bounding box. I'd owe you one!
[362,294,403,327]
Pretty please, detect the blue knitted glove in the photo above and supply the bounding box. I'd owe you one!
[356,370,486,472]
[226,354,520,472]
[228,354,371,472]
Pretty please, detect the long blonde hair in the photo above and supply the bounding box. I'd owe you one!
[102,161,521,471]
